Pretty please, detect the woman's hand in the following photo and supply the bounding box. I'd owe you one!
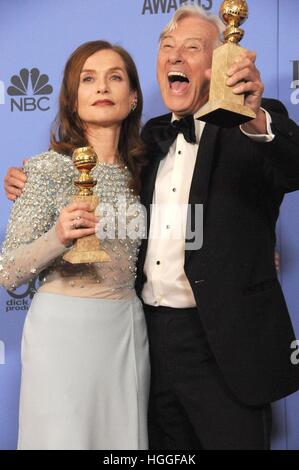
[56,202,99,246]
[4,165,27,201]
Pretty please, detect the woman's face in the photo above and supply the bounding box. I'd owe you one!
[77,49,136,128]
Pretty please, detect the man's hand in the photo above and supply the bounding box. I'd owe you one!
[4,161,27,201]
[226,50,267,134]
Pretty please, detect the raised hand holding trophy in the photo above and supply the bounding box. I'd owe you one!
[63,146,110,264]
[198,0,256,127]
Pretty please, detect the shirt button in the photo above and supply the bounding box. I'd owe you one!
[178,150,182,155]
[166,225,170,229]
[172,188,176,192]
[156,260,161,265]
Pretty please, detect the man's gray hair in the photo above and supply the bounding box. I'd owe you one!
[160,4,225,48]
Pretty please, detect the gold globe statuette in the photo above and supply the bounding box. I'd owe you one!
[63,146,110,264]
[198,0,256,127]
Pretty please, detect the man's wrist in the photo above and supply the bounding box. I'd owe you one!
[241,108,267,135]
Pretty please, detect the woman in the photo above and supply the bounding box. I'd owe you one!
[0,40,150,450]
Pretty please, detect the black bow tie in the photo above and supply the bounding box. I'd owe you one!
[149,115,196,154]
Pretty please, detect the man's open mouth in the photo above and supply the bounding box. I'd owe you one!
[168,72,190,92]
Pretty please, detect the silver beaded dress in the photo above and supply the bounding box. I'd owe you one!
[0,150,150,450]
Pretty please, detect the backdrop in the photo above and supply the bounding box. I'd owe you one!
[0,0,298,450]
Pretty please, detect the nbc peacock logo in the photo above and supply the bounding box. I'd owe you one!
[7,68,53,112]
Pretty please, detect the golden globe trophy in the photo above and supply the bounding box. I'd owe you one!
[198,0,256,127]
[63,146,110,264]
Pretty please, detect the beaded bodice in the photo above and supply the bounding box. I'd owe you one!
[0,151,145,299]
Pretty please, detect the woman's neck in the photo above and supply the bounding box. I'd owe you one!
[86,124,121,164]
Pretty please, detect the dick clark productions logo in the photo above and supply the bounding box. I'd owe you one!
[7,68,53,112]
[5,278,38,313]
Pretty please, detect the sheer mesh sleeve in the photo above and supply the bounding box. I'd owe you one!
[0,154,68,290]
[0,152,144,300]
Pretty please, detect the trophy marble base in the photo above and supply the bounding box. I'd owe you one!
[63,194,110,264]
[197,42,256,127]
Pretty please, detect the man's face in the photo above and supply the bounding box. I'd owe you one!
[157,16,218,117]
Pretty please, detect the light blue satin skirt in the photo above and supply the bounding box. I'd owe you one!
[18,292,150,450]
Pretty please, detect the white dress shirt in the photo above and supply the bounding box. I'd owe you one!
[142,110,274,308]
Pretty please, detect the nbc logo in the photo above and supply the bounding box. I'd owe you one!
[0,341,5,365]
[7,68,53,112]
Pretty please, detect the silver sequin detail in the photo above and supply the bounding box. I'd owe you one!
[0,150,144,297]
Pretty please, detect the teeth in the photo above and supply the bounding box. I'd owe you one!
[168,71,188,78]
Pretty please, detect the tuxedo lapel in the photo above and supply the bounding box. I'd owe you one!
[139,116,220,271]
[139,124,169,278]
[185,123,220,264]
[141,156,162,234]
[140,113,172,234]
[189,122,220,207]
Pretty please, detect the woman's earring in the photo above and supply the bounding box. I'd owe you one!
[131,98,137,112]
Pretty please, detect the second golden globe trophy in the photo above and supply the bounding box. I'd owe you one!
[198,0,256,127]
[63,146,110,264]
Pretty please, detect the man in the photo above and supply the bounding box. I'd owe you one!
[136,5,299,450]
[4,6,299,450]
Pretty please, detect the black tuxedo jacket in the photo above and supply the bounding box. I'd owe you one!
[136,99,299,406]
